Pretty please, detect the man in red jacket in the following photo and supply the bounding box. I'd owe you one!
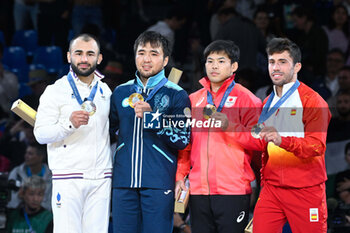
[176,40,262,233]
[253,38,331,233]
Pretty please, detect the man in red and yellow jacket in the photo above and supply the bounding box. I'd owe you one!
[175,40,262,233]
[252,38,331,233]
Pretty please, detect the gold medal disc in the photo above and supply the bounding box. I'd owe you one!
[251,123,264,139]
[203,104,217,120]
[128,93,144,108]
[81,100,96,116]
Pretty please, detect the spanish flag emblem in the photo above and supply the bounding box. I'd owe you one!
[291,109,296,115]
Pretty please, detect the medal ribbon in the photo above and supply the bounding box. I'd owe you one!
[67,71,98,105]
[207,80,235,112]
[26,165,45,177]
[133,77,167,102]
[258,80,300,124]
[24,208,35,233]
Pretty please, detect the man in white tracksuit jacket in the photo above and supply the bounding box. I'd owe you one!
[34,33,112,233]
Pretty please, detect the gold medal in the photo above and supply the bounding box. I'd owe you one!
[251,123,264,139]
[203,104,216,119]
[128,93,144,108]
[81,100,96,116]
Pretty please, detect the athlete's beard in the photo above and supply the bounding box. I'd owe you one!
[71,62,97,77]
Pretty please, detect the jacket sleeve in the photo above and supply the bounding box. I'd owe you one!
[278,92,331,158]
[224,94,266,151]
[156,90,191,150]
[176,144,191,181]
[34,85,76,144]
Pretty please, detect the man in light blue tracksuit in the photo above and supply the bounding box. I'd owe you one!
[109,31,191,233]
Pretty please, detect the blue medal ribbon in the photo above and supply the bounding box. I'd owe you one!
[258,80,300,124]
[133,77,167,102]
[207,80,236,112]
[67,71,98,105]
[26,165,45,177]
[23,208,35,233]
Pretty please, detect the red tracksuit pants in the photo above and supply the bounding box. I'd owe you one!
[253,183,327,233]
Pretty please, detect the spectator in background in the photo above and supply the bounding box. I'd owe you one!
[311,49,345,101]
[335,142,350,204]
[328,65,350,117]
[327,91,350,143]
[209,0,236,40]
[254,7,276,43]
[322,5,349,54]
[254,6,277,80]
[37,0,70,53]
[22,69,50,111]
[7,142,52,210]
[214,7,266,71]
[0,121,36,169]
[146,6,187,52]
[71,0,104,37]
[6,175,53,233]
[0,43,19,116]
[291,6,329,77]
[13,0,38,30]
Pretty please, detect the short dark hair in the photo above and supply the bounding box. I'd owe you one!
[291,6,314,22]
[203,40,240,64]
[28,142,47,157]
[266,37,301,65]
[69,33,101,53]
[165,5,187,21]
[133,31,171,58]
[327,48,345,60]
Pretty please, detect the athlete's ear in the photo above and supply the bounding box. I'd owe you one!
[163,56,169,68]
[294,62,302,74]
[97,54,103,65]
[231,62,238,74]
[67,52,71,63]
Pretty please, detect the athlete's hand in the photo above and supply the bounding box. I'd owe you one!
[134,101,152,118]
[260,126,282,146]
[211,112,229,131]
[175,180,187,200]
[69,110,89,128]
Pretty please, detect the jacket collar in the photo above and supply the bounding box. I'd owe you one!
[135,69,166,89]
[199,74,236,94]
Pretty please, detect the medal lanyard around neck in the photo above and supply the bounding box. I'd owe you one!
[207,80,235,112]
[258,80,300,124]
[26,165,45,177]
[24,208,35,233]
[133,78,167,102]
[67,71,98,105]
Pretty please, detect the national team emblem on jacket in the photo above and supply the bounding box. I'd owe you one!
[56,192,62,208]
[154,94,170,112]
[309,208,319,222]
[291,108,297,115]
[224,96,237,108]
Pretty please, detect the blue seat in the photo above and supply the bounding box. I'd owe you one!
[2,46,29,83]
[0,30,5,46]
[32,46,63,74]
[11,30,38,56]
